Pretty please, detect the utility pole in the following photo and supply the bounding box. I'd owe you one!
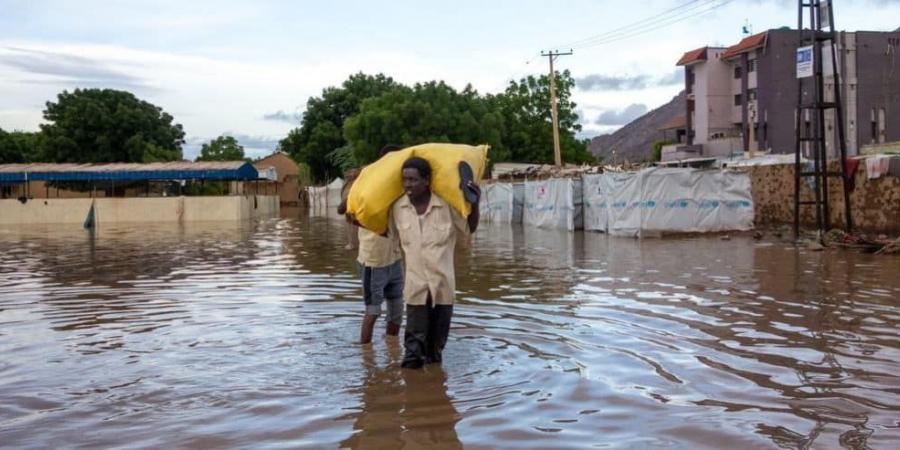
[542,49,573,167]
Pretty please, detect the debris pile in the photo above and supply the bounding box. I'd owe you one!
[823,229,900,254]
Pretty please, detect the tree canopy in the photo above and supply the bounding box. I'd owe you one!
[39,88,185,163]
[196,135,245,161]
[277,73,399,182]
[281,71,593,182]
[494,70,593,164]
[0,128,41,164]
[344,82,505,165]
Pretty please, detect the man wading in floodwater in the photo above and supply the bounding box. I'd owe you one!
[389,157,480,369]
[339,145,404,344]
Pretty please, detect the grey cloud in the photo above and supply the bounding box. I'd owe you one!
[576,130,601,140]
[576,74,651,91]
[657,69,685,86]
[1,46,156,92]
[223,133,280,150]
[576,71,685,91]
[262,109,302,124]
[594,104,649,125]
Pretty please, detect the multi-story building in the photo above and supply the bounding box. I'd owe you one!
[665,28,900,162]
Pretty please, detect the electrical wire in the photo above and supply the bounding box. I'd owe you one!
[559,0,715,49]
[572,0,737,50]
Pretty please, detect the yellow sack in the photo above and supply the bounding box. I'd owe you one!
[347,143,489,234]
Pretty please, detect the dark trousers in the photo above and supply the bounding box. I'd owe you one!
[402,294,453,369]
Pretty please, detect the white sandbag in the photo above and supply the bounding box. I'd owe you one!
[606,172,644,237]
[595,168,753,236]
[583,172,636,232]
[307,186,328,217]
[480,183,514,224]
[324,177,345,219]
[524,178,578,231]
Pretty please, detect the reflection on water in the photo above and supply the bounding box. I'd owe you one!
[1,216,899,449]
[340,341,461,449]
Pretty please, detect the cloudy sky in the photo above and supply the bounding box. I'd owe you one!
[1,0,898,159]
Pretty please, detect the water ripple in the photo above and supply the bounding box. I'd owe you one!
[1,217,899,449]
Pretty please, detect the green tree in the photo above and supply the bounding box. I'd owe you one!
[494,70,593,164]
[650,140,673,162]
[278,73,399,182]
[343,81,506,165]
[39,88,184,163]
[197,135,245,161]
[0,128,41,163]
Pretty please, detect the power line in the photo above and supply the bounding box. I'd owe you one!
[575,0,737,49]
[562,0,736,51]
[502,1,736,92]
[560,0,713,49]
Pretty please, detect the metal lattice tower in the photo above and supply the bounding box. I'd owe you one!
[793,0,853,239]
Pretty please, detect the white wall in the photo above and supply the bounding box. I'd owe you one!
[0,196,280,226]
[694,48,733,146]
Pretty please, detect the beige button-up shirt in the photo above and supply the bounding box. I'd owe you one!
[390,194,469,306]
[356,227,401,268]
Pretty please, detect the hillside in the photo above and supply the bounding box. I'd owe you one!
[589,91,685,163]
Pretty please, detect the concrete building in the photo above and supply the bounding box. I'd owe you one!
[249,152,303,207]
[665,28,900,162]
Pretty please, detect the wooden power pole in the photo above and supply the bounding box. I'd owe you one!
[542,49,573,167]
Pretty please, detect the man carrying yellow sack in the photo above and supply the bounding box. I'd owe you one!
[390,156,480,369]
[338,145,404,344]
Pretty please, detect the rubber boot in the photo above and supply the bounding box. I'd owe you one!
[360,314,378,344]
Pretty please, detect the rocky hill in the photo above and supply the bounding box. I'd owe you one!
[589,91,685,163]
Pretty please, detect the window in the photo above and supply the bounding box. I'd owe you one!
[748,88,758,101]
[734,66,742,79]
[748,59,757,72]
[871,108,878,143]
[734,94,742,106]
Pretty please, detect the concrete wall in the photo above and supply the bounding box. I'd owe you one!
[756,29,899,156]
[855,31,900,148]
[693,48,732,146]
[705,137,744,158]
[745,162,900,233]
[0,195,279,226]
[757,30,800,154]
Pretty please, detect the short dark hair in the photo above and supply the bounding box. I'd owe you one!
[402,156,431,180]
[379,144,402,156]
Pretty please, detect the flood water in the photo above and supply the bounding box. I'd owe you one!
[1,213,899,449]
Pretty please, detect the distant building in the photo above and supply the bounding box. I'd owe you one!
[666,28,900,162]
[250,152,303,206]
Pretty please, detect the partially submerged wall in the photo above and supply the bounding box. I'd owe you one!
[746,162,900,233]
[0,196,279,226]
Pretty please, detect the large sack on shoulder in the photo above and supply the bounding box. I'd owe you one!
[347,143,489,234]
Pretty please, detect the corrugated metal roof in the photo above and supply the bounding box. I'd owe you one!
[722,32,767,60]
[0,161,259,183]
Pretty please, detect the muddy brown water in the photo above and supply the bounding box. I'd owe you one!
[1,215,898,449]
